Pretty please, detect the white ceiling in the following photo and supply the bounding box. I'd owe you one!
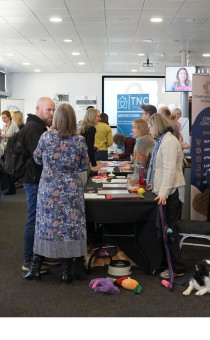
[1,0,210,74]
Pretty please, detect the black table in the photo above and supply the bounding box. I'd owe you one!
[84,179,163,274]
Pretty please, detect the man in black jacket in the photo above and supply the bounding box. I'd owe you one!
[21,97,55,273]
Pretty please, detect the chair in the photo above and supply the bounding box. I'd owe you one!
[176,169,210,250]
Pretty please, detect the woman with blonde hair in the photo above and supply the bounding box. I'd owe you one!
[12,111,25,130]
[172,108,181,131]
[146,113,185,279]
[24,103,89,283]
[80,108,100,171]
[172,108,190,150]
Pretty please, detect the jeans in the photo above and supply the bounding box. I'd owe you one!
[23,183,39,262]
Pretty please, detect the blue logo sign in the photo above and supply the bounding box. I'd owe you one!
[117,94,149,136]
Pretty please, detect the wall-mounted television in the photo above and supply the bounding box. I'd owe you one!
[165,66,195,92]
[0,71,6,92]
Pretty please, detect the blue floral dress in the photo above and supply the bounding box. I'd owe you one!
[33,130,89,258]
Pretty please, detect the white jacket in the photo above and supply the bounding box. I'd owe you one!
[152,132,185,198]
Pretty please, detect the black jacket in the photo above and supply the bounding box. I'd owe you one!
[21,114,47,183]
[81,126,97,167]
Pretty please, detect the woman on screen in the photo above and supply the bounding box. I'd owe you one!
[169,67,192,91]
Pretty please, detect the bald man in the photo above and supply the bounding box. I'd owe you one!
[158,106,180,140]
[21,97,55,273]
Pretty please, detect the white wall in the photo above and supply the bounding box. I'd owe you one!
[7,72,103,123]
[4,72,183,127]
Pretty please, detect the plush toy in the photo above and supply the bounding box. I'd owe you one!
[114,277,142,294]
[89,278,120,294]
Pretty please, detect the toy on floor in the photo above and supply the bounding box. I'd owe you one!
[114,276,142,294]
[89,278,120,294]
[161,279,170,288]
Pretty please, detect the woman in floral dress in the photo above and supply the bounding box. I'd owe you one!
[24,104,89,283]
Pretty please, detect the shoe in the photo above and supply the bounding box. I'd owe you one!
[4,188,16,195]
[61,258,73,284]
[43,257,61,266]
[23,254,44,281]
[159,269,185,279]
[22,261,48,274]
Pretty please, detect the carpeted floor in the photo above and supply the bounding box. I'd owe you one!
[0,187,210,317]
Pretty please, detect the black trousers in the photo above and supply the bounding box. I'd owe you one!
[163,189,185,273]
[95,150,108,161]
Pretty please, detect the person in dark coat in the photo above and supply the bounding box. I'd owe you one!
[21,97,55,274]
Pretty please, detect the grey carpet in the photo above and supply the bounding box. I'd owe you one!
[0,188,210,317]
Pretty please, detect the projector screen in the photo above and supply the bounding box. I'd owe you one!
[102,76,181,126]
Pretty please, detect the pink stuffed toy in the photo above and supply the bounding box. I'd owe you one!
[89,278,120,294]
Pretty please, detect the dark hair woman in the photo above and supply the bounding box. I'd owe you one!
[94,113,113,161]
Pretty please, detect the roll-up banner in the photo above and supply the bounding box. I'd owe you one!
[117,94,149,136]
[191,74,210,220]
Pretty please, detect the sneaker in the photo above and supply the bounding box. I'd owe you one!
[159,269,185,279]
[43,258,61,266]
[22,261,48,274]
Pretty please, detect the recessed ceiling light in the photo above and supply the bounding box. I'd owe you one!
[49,17,62,23]
[7,53,14,56]
[78,62,85,65]
[131,69,138,72]
[202,54,210,57]
[22,62,29,65]
[142,39,153,43]
[34,69,40,72]
[72,52,80,56]
[116,17,129,22]
[150,18,163,23]
[63,39,73,43]
[186,18,195,23]
[137,53,145,56]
